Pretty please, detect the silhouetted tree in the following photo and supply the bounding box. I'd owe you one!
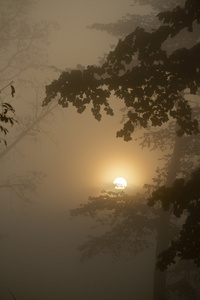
[43,0,200,140]
[42,0,200,299]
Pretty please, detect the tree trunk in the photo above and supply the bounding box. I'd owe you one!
[153,133,184,300]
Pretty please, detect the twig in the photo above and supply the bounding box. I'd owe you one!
[0,81,13,93]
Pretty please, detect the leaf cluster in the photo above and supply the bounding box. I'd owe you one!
[0,102,17,146]
[43,67,113,121]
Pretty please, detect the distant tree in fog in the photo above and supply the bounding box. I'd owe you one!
[0,0,57,147]
[71,190,156,260]
[0,0,57,204]
[88,0,184,38]
[0,0,52,82]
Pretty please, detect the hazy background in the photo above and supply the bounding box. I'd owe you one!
[0,1,162,299]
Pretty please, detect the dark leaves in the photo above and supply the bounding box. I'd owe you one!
[0,102,17,145]
[148,168,200,269]
[42,0,200,141]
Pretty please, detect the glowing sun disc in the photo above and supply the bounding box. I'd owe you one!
[113,177,127,189]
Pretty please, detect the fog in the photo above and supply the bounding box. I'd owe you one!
[0,1,199,300]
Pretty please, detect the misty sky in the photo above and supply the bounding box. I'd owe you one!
[32,0,151,68]
[0,1,164,299]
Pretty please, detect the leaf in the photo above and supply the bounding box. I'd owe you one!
[10,85,15,97]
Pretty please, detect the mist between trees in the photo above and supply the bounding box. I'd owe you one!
[0,0,200,299]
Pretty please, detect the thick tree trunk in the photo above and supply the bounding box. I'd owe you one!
[153,133,184,300]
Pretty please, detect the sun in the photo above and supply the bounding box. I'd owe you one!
[113,177,127,189]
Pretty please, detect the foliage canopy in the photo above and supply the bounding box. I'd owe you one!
[43,0,200,141]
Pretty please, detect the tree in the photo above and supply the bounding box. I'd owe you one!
[0,0,60,224]
[42,0,200,299]
[0,0,53,83]
[0,0,57,147]
[87,4,200,285]
[0,0,60,155]
[42,0,200,140]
